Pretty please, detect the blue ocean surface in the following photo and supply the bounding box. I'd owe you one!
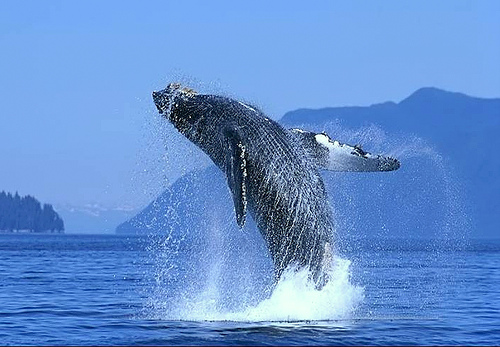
[0,233,498,346]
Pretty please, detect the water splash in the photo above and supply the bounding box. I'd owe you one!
[141,104,469,323]
[229,258,364,322]
[302,122,472,318]
[147,249,363,322]
[140,161,364,321]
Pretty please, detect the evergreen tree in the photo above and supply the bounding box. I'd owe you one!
[0,191,64,233]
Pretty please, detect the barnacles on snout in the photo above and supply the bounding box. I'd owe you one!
[180,87,197,97]
[165,83,197,98]
[167,83,198,98]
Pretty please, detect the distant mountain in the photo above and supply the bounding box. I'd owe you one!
[117,88,499,239]
[115,169,219,235]
[57,204,137,234]
[281,87,500,237]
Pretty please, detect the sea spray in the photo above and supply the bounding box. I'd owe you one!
[142,163,364,321]
[229,257,364,322]
[148,241,363,322]
[142,108,467,322]
[309,122,470,317]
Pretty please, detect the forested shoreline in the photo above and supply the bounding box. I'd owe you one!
[0,191,64,233]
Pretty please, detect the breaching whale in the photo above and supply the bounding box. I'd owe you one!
[152,83,400,287]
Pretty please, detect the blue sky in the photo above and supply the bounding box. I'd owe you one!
[1,0,499,208]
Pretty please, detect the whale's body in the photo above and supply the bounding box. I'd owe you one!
[153,83,400,286]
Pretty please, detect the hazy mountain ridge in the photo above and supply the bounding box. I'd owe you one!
[57,204,137,234]
[116,167,230,236]
[281,87,499,236]
[117,88,499,238]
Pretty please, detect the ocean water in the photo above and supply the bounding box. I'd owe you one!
[0,233,498,345]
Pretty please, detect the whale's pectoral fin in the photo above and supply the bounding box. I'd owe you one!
[290,128,400,172]
[223,130,248,228]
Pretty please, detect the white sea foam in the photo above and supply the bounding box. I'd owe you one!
[148,250,363,322]
[226,257,364,322]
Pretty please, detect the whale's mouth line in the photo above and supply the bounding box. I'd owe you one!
[154,101,164,115]
[152,90,165,115]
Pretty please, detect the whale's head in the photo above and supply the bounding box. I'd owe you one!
[152,83,198,116]
[153,83,203,138]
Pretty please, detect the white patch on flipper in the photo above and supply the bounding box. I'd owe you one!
[238,101,257,112]
[314,133,341,149]
[314,134,349,155]
[314,133,370,171]
[314,133,373,158]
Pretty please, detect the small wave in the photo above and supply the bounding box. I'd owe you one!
[149,256,363,322]
[226,257,363,322]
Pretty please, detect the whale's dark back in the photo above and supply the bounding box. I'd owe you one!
[166,93,334,281]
